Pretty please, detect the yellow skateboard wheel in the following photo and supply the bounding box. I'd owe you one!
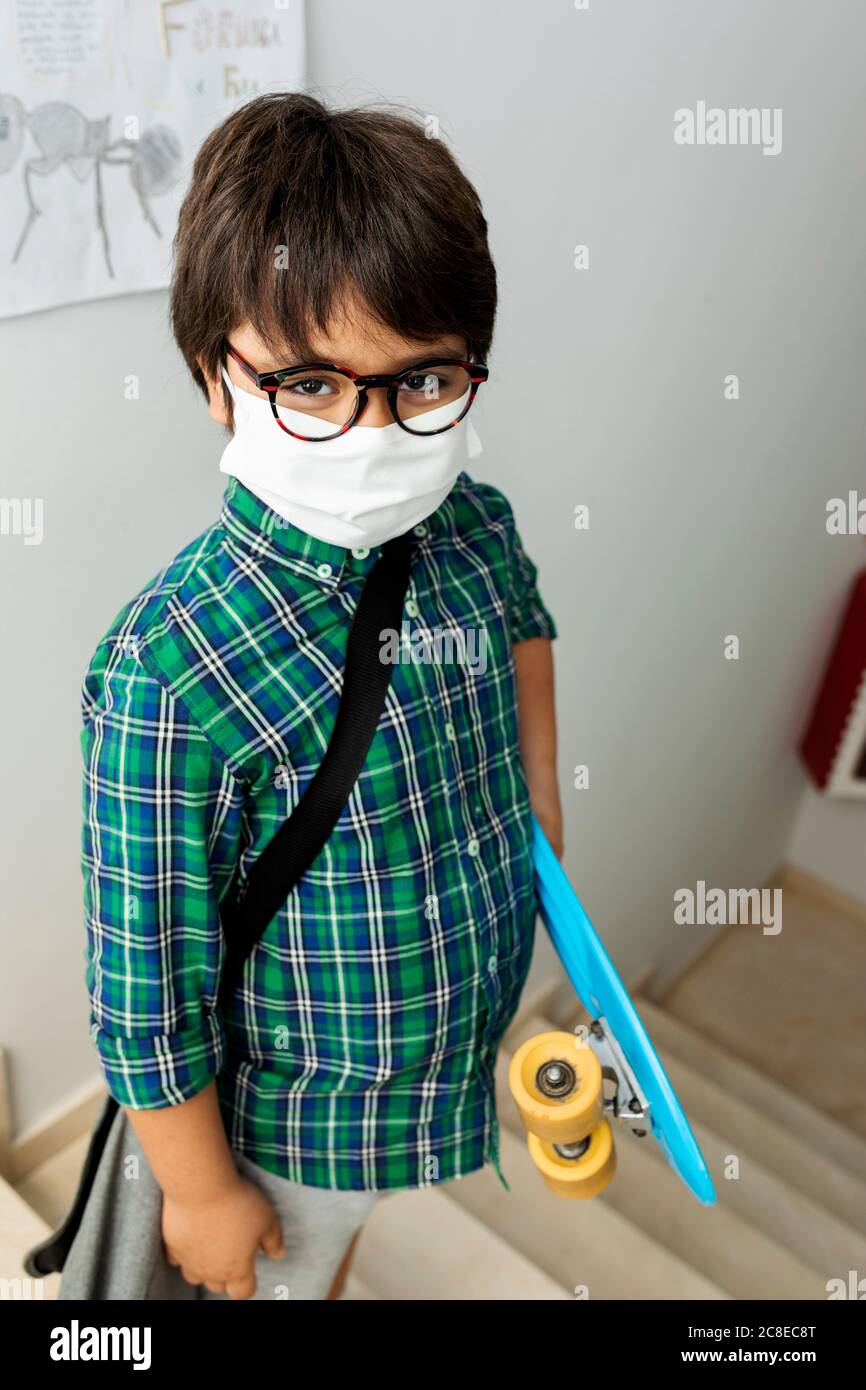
[529,1119,616,1199]
[508,1030,604,1144]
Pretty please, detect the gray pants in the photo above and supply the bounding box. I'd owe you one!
[199,1151,378,1301]
[57,1096,378,1301]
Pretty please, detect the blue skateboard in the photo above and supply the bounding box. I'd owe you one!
[507,815,716,1205]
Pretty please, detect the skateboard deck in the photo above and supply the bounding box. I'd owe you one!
[524,813,716,1205]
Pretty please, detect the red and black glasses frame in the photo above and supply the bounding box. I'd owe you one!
[225,341,490,442]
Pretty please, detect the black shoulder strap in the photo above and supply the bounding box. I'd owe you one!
[217,528,413,1010]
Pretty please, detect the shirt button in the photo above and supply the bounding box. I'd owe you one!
[467,837,480,857]
[317,562,333,579]
[487,954,498,974]
[351,547,370,559]
[405,598,419,617]
[444,721,456,741]
[413,523,428,537]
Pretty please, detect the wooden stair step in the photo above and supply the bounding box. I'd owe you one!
[341,1273,379,1300]
[0,1173,59,1299]
[633,998,866,1183]
[352,1185,571,1301]
[448,1125,728,1300]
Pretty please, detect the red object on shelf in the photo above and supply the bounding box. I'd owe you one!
[800,569,866,797]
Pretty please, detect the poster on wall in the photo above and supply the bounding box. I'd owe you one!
[0,0,305,318]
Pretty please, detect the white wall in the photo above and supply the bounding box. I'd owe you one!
[2,0,865,1134]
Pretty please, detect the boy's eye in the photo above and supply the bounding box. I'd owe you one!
[274,370,356,418]
[400,371,447,399]
[273,369,358,434]
[278,373,340,400]
[395,364,473,426]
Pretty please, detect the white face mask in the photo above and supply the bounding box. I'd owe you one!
[218,365,483,549]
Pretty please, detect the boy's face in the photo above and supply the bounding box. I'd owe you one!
[201,291,468,431]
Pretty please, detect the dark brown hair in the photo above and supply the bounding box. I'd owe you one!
[169,92,497,414]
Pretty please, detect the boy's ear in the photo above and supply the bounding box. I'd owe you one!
[197,354,231,427]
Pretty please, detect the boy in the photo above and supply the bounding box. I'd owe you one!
[80,92,561,1301]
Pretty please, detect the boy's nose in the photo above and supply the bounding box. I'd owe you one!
[358,387,394,428]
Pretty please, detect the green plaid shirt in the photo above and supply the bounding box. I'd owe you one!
[81,472,557,1191]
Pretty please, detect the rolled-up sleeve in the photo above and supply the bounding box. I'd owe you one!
[506,508,559,644]
[80,642,245,1109]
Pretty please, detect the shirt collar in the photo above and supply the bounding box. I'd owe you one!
[219,475,456,589]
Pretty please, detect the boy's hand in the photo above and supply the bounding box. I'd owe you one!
[163,1174,286,1300]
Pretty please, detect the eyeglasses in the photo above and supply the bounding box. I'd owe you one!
[225,341,489,443]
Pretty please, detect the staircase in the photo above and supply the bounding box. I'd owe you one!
[4,981,864,1301]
